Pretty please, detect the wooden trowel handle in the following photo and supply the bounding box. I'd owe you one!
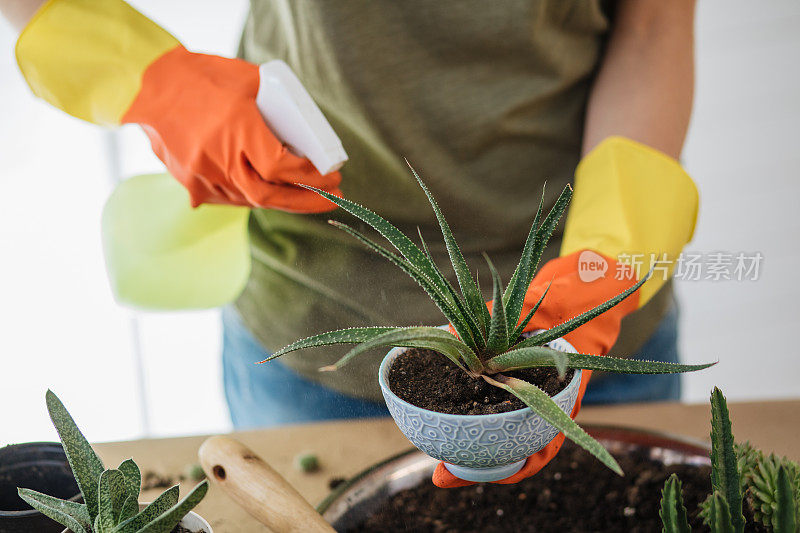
[198,436,335,533]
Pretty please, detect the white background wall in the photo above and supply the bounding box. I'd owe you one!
[0,1,798,446]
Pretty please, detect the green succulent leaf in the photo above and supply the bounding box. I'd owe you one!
[320,326,481,374]
[513,271,649,350]
[708,491,736,533]
[659,474,691,533]
[486,349,714,375]
[98,469,128,527]
[119,495,140,525]
[17,489,90,533]
[775,465,798,533]
[261,327,399,363]
[483,374,622,475]
[407,162,490,339]
[503,184,571,333]
[418,227,484,340]
[134,480,208,533]
[46,390,105,525]
[328,220,479,349]
[710,387,745,533]
[94,514,111,533]
[300,184,482,347]
[503,185,545,331]
[509,281,552,343]
[118,459,141,502]
[485,255,509,354]
[485,346,568,378]
[116,485,180,533]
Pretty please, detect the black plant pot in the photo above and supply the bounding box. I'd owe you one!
[0,442,81,533]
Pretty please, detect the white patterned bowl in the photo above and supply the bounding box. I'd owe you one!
[378,337,581,482]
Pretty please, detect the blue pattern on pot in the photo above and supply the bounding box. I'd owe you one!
[378,336,581,469]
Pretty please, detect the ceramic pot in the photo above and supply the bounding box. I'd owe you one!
[378,336,582,482]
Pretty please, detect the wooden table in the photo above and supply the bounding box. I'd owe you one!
[94,400,800,532]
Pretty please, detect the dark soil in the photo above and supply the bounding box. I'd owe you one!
[388,347,574,415]
[171,525,205,533]
[346,441,767,533]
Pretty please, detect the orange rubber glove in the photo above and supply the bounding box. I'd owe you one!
[16,0,341,211]
[432,252,638,488]
[120,47,341,210]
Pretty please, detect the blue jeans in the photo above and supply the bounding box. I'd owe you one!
[222,305,681,429]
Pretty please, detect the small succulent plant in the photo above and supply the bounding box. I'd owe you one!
[17,391,208,533]
[262,168,713,474]
[696,441,800,531]
[660,387,800,533]
[736,443,800,530]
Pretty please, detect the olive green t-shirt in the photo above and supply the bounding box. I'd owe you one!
[235,0,673,402]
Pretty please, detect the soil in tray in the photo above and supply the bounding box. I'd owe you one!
[346,441,766,533]
[388,347,574,415]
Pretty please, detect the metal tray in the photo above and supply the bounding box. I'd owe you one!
[317,425,711,531]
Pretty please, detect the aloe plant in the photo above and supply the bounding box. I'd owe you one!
[262,168,714,475]
[662,387,800,533]
[17,391,208,533]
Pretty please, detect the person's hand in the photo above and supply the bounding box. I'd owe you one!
[121,48,342,211]
[15,0,341,212]
[432,251,640,488]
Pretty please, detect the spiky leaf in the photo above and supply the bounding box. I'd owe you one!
[503,184,572,333]
[418,227,484,338]
[509,281,552,342]
[708,491,736,533]
[487,349,714,375]
[484,374,622,475]
[300,184,482,346]
[46,390,105,524]
[485,346,568,378]
[502,185,545,331]
[328,220,479,348]
[116,485,179,533]
[512,271,649,350]
[118,459,141,502]
[485,255,509,354]
[17,489,90,533]
[710,388,745,533]
[261,327,398,363]
[134,481,208,533]
[320,327,480,374]
[775,465,798,533]
[407,163,490,337]
[659,474,691,533]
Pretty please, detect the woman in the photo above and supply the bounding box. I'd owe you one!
[4,0,696,435]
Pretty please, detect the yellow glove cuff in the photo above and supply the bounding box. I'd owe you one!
[15,0,179,125]
[561,136,699,306]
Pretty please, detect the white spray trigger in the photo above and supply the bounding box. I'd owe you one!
[255,60,348,175]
